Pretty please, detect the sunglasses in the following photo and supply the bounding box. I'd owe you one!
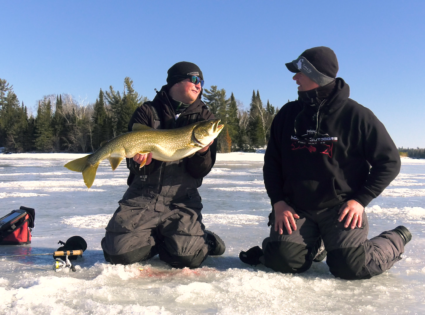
[188,75,204,87]
[175,75,204,87]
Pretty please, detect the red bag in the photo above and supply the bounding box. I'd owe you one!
[0,206,35,245]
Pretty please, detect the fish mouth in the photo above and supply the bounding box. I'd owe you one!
[213,120,224,133]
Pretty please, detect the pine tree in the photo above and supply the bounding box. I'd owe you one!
[226,93,240,151]
[23,108,35,152]
[265,100,278,142]
[34,98,54,151]
[12,101,29,152]
[51,95,66,151]
[92,89,109,149]
[123,77,147,113]
[203,86,222,116]
[105,78,148,137]
[0,79,13,147]
[203,86,229,152]
[0,79,28,152]
[247,90,266,149]
[59,94,79,151]
[105,85,123,137]
[0,79,12,112]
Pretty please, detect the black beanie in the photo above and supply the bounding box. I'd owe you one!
[166,62,204,88]
[286,47,339,86]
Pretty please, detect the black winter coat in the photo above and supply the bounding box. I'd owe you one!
[126,85,217,186]
[264,78,401,211]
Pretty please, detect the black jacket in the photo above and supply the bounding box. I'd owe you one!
[263,78,401,211]
[126,85,217,186]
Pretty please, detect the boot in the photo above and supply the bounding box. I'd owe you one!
[391,226,412,245]
[205,230,225,256]
[239,246,263,266]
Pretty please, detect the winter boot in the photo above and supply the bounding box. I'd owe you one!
[205,230,225,256]
[391,226,412,245]
[239,246,264,266]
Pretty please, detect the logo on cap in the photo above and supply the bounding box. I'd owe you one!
[296,59,302,70]
[295,57,312,74]
[187,72,199,76]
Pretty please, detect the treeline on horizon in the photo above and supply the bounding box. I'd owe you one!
[0,77,279,154]
[398,148,425,159]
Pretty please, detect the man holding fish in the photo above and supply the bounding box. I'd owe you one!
[99,62,225,267]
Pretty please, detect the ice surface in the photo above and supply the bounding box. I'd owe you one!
[1,154,425,314]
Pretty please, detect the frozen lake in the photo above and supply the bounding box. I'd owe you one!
[1,153,425,314]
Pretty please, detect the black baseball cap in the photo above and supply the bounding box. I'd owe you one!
[286,46,339,86]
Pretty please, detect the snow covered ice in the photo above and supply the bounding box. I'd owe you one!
[1,153,425,314]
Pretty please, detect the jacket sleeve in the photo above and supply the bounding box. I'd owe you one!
[185,106,216,179]
[263,110,287,206]
[351,110,401,207]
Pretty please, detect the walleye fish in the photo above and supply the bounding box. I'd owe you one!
[64,119,224,188]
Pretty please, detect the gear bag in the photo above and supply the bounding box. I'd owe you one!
[0,206,35,245]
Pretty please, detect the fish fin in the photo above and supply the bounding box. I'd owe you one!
[139,159,146,169]
[108,156,124,170]
[64,155,90,172]
[82,163,100,188]
[137,151,151,169]
[132,123,152,132]
[99,140,109,147]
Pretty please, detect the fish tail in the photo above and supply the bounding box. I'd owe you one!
[64,155,99,188]
[64,155,91,172]
[82,163,99,188]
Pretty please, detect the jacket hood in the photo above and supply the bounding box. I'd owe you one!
[294,78,350,139]
[323,78,350,115]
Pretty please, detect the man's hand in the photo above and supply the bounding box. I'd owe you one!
[274,200,300,235]
[198,140,213,153]
[338,200,364,229]
[133,152,153,168]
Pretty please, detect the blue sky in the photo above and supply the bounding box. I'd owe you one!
[1,0,424,147]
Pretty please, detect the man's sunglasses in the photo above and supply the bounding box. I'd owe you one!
[189,75,204,87]
[175,75,204,87]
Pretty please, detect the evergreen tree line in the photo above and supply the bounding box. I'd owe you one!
[398,148,425,159]
[203,86,278,152]
[0,78,278,153]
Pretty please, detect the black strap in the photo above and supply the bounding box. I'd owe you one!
[20,206,35,228]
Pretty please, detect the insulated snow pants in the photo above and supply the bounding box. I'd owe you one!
[101,200,209,269]
[262,204,404,280]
